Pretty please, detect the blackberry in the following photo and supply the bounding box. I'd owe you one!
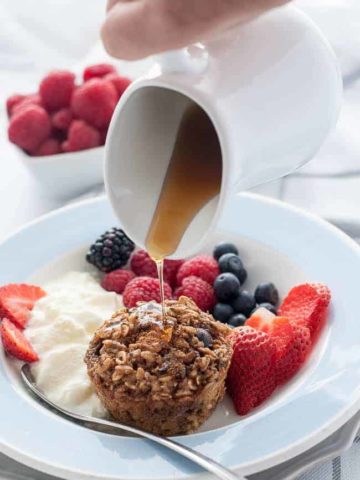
[86,228,135,272]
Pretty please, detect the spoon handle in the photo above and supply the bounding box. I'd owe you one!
[87,416,241,480]
[21,365,242,480]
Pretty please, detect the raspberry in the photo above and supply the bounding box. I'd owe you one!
[6,94,26,116]
[176,255,219,286]
[33,138,61,156]
[105,74,131,98]
[163,259,184,287]
[175,276,215,312]
[130,250,183,287]
[101,269,135,294]
[99,127,108,145]
[12,94,42,116]
[8,105,51,152]
[83,63,117,82]
[52,108,72,131]
[131,250,157,277]
[123,277,172,308]
[71,78,118,129]
[39,70,75,111]
[63,120,101,152]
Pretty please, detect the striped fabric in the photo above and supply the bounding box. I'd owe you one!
[298,437,360,480]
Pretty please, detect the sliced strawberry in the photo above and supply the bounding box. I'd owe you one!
[226,326,277,415]
[0,318,38,362]
[247,307,311,384]
[279,283,331,337]
[0,284,46,329]
[275,323,311,384]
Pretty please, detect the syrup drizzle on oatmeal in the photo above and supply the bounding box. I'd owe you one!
[155,260,166,320]
[135,301,164,328]
[145,104,222,320]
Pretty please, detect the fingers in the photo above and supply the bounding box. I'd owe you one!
[102,0,289,60]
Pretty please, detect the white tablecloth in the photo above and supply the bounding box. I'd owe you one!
[0,1,359,479]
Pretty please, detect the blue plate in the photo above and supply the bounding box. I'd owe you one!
[0,194,360,480]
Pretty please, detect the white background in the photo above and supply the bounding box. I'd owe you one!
[0,0,359,238]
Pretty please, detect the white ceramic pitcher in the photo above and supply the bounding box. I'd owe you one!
[104,6,342,259]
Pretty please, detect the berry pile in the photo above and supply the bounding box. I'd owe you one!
[88,231,282,317]
[227,283,331,415]
[212,242,279,327]
[6,64,131,156]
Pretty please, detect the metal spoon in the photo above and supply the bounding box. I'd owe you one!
[21,364,242,480]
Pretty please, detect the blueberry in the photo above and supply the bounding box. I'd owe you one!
[255,282,279,306]
[253,303,278,315]
[213,242,239,261]
[214,273,240,302]
[196,328,213,348]
[228,313,247,328]
[213,303,234,323]
[231,291,256,317]
[218,253,247,285]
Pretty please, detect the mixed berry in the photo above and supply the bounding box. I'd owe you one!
[86,233,280,321]
[0,229,332,420]
[6,64,131,156]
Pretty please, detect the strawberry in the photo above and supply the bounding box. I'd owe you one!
[0,318,38,362]
[0,284,46,329]
[275,323,311,384]
[247,307,311,384]
[279,283,331,337]
[226,326,277,415]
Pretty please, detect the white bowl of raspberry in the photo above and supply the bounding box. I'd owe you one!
[14,144,105,200]
[6,64,131,200]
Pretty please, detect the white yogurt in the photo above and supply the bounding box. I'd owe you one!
[26,271,122,417]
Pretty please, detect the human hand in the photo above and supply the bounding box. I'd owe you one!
[102,0,289,60]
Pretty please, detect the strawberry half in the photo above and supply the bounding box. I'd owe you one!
[275,323,311,384]
[0,318,38,362]
[226,326,277,415]
[279,283,331,337]
[0,284,46,329]
[247,307,311,384]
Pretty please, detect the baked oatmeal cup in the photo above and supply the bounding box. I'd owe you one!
[85,296,232,435]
